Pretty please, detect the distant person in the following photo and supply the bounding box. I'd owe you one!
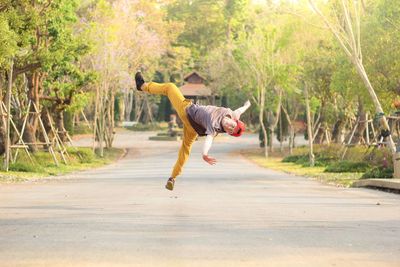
[135,72,251,191]
[168,114,178,137]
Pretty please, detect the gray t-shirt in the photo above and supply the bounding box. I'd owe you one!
[186,104,233,136]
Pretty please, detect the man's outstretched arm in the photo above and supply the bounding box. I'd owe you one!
[232,100,251,120]
[202,135,216,165]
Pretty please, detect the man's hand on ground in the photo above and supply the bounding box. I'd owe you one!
[202,155,217,165]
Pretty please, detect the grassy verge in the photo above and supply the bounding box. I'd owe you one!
[0,147,125,183]
[241,148,363,187]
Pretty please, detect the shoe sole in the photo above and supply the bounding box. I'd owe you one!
[165,181,174,191]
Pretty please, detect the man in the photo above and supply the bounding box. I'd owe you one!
[135,72,251,191]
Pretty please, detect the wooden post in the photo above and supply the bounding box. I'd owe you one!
[32,102,59,166]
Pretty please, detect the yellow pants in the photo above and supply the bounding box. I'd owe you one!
[142,82,198,178]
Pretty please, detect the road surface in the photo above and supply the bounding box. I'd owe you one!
[0,131,399,267]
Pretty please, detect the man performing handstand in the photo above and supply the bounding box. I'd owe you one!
[135,72,251,191]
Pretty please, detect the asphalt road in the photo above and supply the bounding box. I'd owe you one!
[0,131,399,267]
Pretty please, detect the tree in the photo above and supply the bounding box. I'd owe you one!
[309,0,396,154]
[0,0,92,153]
[83,0,178,155]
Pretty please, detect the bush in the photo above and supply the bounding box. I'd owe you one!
[282,155,305,163]
[342,146,367,162]
[314,155,336,166]
[282,154,333,167]
[361,166,393,179]
[34,152,59,167]
[325,161,370,173]
[317,144,342,160]
[364,147,393,168]
[283,144,394,175]
[67,147,95,163]
[9,162,44,173]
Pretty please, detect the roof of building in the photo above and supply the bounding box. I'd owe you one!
[183,71,206,82]
[180,83,212,96]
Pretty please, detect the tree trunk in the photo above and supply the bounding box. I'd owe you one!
[281,106,294,155]
[332,116,346,143]
[314,127,324,144]
[124,89,134,121]
[54,109,66,142]
[305,84,315,166]
[351,98,367,144]
[267,90,282,153]
[25,72,40,152]
[40,107,53,141]
[289,127,295,155]
[279,113,284,153]
[259,87,268,158]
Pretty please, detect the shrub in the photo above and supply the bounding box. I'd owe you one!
[361,166,393,179]
[9,162,44,173]
[343,146,367,162]
[364,147,393,168]
[282,155,305,163]
[282,154,331,167]
[314,155,336,166]
[34,152,59,167]
[317,144,342,160]
[325,161,370,173]
[67,147,95,163]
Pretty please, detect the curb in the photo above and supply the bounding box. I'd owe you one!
[353,179,400,191]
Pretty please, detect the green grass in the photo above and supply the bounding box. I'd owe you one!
[241,148,363,187]
[0,147,125,183]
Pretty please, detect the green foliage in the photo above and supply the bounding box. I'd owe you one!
[283,143,394,177]
[67,147,95,163]
[9,162,44,173]
[325,161,370,173]
[282,154,305,163]
[282,153,333,167]
[42,0,94,107]
[364,147,393,168]
[167,0,227,61]
[362,166,393,179]
[0,13,17,66]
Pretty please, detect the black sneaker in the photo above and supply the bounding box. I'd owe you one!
[165,177,175,191]
[135,71,145,91]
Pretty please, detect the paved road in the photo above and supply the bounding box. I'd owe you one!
[0,131,399,267]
